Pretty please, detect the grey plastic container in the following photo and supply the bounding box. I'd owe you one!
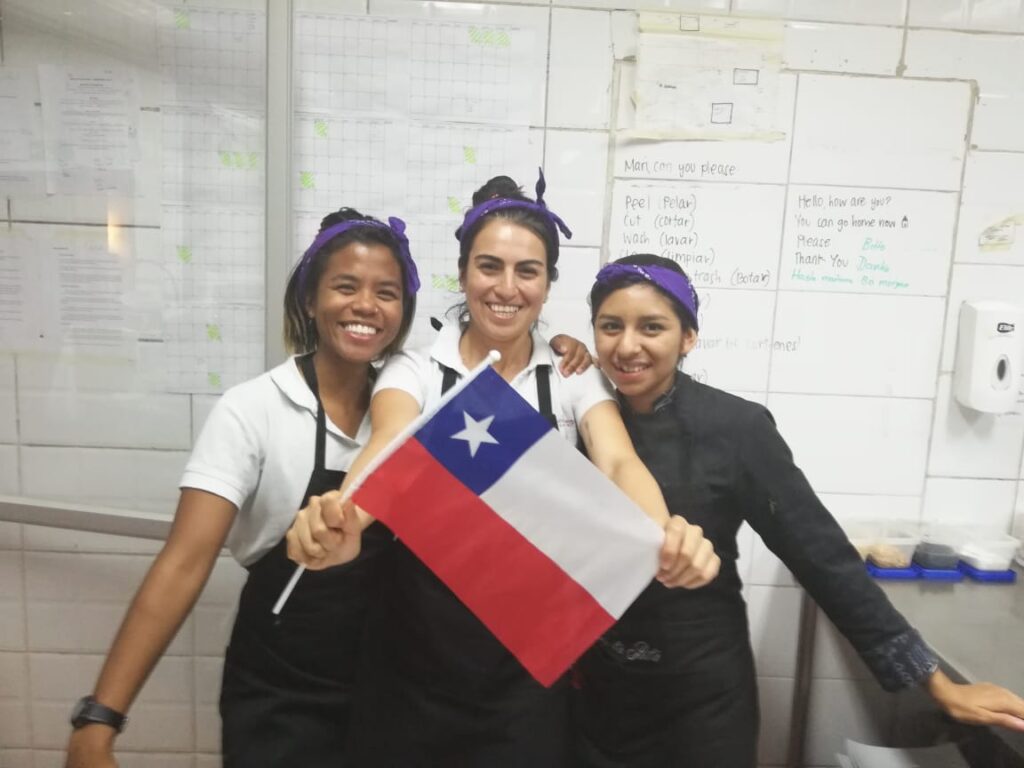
[912,541,959,570]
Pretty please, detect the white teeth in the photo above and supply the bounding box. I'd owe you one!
[618,364,649,373]
[488,303,520,317]
[343,323,379,335]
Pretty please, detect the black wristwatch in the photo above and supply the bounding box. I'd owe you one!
[70,695,128,733]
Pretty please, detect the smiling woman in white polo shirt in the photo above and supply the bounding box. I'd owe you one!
[65,208,420,768]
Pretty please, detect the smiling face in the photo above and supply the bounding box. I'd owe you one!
[306,241,405,364]
[461,218,550,345]
[593,283,698,412]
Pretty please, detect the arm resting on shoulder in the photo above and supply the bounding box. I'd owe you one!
[66,489,236,765]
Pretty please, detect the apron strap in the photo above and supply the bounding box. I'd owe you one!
[441,364,459,396]
[439,362,557,428]
[297,354,329,472]
[535,364,556,429]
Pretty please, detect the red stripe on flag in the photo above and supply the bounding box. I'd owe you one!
[354,437,615,686]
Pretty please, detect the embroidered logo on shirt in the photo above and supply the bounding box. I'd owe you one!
[606,639,662,663]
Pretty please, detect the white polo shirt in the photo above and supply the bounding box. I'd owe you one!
[374,323,613,447]
[180,357,370,567]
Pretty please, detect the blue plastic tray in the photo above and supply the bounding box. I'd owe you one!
[914,563,964,582]
[866,562,919,580]
[958,562,1017,583]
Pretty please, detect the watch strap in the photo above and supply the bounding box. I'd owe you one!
[71,695,127,733]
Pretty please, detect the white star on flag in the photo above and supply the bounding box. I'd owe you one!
[450,411,499,457]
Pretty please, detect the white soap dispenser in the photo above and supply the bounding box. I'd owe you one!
[952,300,1024,414]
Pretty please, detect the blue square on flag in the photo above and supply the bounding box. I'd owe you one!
[415,366,552,495]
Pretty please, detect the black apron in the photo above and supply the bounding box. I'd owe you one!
[572,396,758,768]
[347,363,570,768]
[219,354,393,767]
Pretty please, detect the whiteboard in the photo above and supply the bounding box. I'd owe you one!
[608,179,785,290]
[1,0,1023,527]
[779,186,957,296]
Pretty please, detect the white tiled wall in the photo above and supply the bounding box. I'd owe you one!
[782,22,903,75]
[547,9,614,130]
[904,30,1024,151]
[4,2,1024,767]
[789,76,970,191]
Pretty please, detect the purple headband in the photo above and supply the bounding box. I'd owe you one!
[297,217,420,296]
[595,262,700,330]
[454,168,573,245]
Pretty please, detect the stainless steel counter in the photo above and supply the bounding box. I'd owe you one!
[879,566,1024,754]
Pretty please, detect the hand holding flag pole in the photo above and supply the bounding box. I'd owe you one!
[272,350,503,617]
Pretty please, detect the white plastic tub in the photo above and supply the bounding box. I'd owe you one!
[958,534,1021,571]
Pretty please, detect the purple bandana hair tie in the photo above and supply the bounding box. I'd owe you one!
[595,262,700,330]
[454,168,573,244]
[297,216,420,297]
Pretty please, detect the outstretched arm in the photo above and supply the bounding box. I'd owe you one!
[580,400,720,590]
[66,490,235,766]
[927,669,1024,732]
[286,387,420,570]
[737,403,1024,726]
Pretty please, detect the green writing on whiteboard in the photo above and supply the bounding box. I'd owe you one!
[300,172,316,190]
[174,10,190,29]
[314,119,328,138]
[469,26,510,47]
[432,273,460,292]
[447,196,461,214]
[208,372,222,388]
[176,246,192,264]
[218,151,259,170]
[206,324,222,342]
[463,146,477,164]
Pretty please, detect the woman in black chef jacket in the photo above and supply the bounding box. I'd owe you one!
[572,253,1024,768]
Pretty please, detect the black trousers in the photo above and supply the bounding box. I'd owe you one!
[571,609,759,768]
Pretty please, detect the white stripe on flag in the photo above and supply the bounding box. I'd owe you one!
[479,429,663,617]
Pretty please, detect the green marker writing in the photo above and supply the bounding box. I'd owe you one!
[468,26,510,47]
[206,324,222,342]
[432,273,460,292]
[300,171,316,190]
[176,245,192,264]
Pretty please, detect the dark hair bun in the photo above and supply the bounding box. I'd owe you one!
[472,176,525,206]
[319,207,369,232]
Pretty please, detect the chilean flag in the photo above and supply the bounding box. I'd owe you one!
[350,356,664,686]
